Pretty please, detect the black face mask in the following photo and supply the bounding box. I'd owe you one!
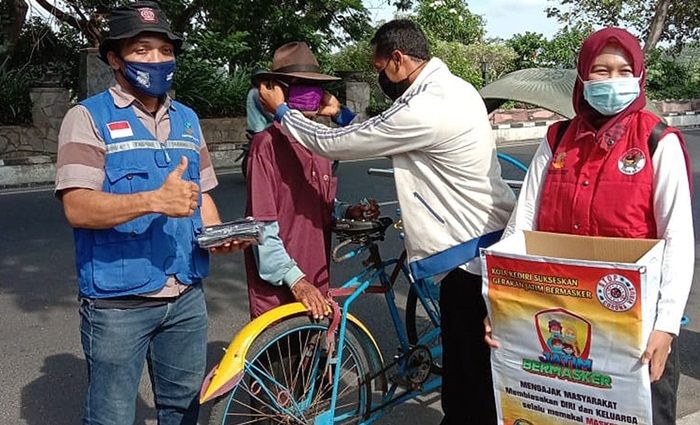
[378,69,411,101]
[377,60,426,101]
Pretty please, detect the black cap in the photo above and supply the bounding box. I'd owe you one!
[99,1,183,63]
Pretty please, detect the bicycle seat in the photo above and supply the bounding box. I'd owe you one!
[333,217,394,243]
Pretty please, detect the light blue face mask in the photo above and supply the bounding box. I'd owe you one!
[246,88,274,134]
[583,76,641,116]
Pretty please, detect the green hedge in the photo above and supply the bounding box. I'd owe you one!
[0,66,33,125]
[173,55,251,118]
[646,49,700,100]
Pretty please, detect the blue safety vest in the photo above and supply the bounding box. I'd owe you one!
[75,91,209,298]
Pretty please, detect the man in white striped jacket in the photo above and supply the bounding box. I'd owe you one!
[260,19,516,425]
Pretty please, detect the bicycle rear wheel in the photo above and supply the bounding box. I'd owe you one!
[209,316,373,425]
[405,278,442,375]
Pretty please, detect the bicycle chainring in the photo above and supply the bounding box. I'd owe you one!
[405,345,433,385]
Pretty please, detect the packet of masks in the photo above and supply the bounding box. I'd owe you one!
[196,218,263,248]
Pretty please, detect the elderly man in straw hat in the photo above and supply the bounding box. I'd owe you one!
[54,2,246,423]
[244,41,378,319]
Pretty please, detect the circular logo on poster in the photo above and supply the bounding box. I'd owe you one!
[596,274,637,312]
[513,420,534,425]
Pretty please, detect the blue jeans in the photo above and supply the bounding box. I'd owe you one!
[79,285,208,425]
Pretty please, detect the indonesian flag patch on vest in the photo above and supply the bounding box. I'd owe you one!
[107,121,134,139]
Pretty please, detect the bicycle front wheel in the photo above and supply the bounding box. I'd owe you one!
[209,316,372,425]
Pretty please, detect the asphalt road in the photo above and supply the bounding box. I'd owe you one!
[1,130,699,425]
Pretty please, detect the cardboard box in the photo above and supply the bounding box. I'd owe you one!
[481,231,665,425]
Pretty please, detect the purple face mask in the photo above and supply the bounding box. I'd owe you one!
[287,85,324,112]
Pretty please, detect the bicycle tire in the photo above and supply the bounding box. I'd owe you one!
[208,315,374,425]
[240,150,249,181]
[405,285,443,375]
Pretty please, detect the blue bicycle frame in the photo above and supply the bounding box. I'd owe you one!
[314,248,442,425]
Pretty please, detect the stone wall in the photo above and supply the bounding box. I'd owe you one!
[200,117,248,147]
[651,99,700,114]
[0,87,70,159]
[490,108,562,125]
[79,48,116,100]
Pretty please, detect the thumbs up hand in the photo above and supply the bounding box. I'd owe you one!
[154,156,200,217]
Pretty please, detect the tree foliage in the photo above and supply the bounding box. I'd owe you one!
[0,0,28,59]
[546,0,700,53]
[539,25,592,68]
[7,18,85,89]
[507,25,592,69]
[415,0,484,45]
[645,46,700,100]
[22,0,371,64]
[195,0,371,65]
[506,31,548,69]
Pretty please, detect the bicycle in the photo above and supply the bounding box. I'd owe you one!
[199,153,529,424]
[200,214,442,425]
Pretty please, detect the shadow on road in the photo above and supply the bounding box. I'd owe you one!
[20,353,156,425]
[679,328,700,381]
[19,342,232,425]
[376,395,444,425]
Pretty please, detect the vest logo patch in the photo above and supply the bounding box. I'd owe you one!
[107,121,134,139]
[618,148,646,175]
[551,152,566,169]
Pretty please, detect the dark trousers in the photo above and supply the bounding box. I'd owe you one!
[439,268,497,425]
[652,338,680,425]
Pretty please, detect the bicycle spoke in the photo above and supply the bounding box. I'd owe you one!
[286,331,294,394]
[300,331,324,400]
[289,329,311,394]
[275,338,291,391]
[236,382,305,425]
[310,348,358,406]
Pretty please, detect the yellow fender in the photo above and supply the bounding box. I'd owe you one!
[200,302,383,404]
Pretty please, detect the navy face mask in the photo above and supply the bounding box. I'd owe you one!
[122,59,176,97]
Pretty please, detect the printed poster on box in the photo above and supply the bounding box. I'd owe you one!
[481,231,665,425]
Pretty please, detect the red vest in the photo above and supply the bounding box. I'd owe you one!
[537,110,671,238]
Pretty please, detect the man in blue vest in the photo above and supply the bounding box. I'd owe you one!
[54,2,245,424]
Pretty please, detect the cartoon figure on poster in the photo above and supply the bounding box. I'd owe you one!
[536,308,593,373]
